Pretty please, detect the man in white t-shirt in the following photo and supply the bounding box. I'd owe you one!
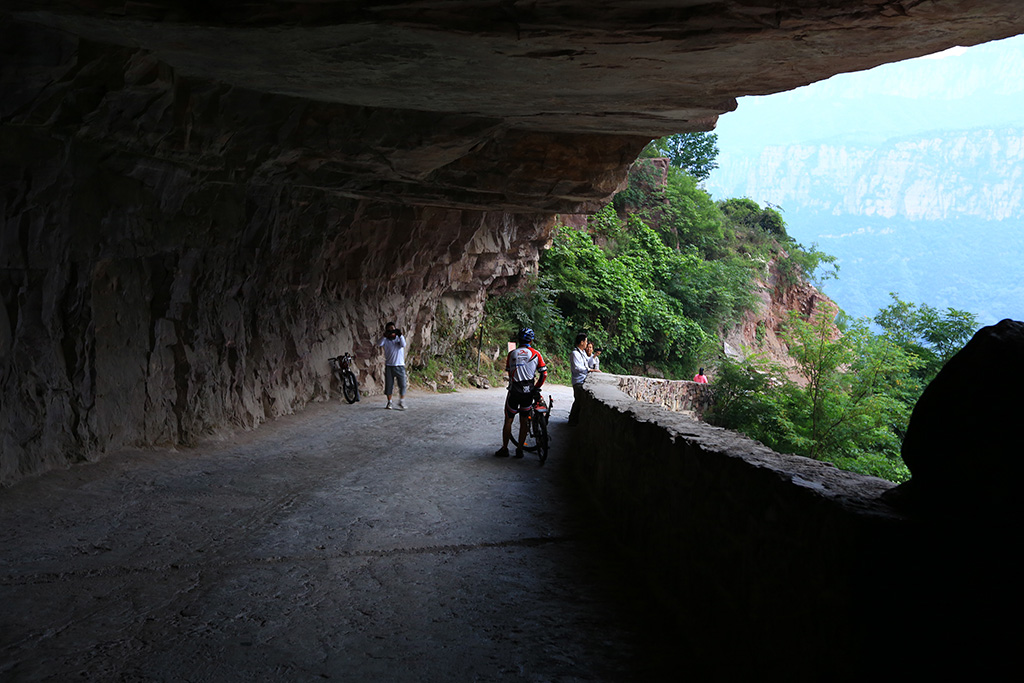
[378,322,407,410]
[566,332,590,426]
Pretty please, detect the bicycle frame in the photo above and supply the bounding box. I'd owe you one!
[329,353,355,372]
[511,394,552,465]
[329,352,360,404]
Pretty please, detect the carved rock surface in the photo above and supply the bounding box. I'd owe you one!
[7,3,1024,212]
[3,3,1024,484]
[892,319,1024,516]
[0,150,548,482]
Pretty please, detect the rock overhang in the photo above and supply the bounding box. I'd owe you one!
[8,1,1024,213]
[3,2,1024,484]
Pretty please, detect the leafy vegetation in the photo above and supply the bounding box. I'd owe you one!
[429,137,979,484]
[486,156,829,380]
[642,132,720,181]
[537,214,722,376]
[706,296,978,482]
[706,303,919,481]
[873,292,978,383]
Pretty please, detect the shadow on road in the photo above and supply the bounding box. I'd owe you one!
[0,385,682,681]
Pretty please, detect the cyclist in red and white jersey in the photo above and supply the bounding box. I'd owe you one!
[495,328,547,458]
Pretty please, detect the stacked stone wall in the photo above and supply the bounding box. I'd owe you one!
[615,374,713,419]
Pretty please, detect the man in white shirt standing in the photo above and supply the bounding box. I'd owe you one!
[566,332,590,426]
[378,322,407,410]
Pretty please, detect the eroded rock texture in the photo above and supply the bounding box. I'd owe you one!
[3,3,1024,483]
[722,263,839,384]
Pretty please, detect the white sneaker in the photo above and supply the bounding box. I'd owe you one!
[385,400,393,410]
[398,398,406,410]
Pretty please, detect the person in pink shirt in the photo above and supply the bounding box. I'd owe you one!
[693,367,708,384]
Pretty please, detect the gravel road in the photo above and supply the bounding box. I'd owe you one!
[1,385,674,681]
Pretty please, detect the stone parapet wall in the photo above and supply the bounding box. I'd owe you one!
[571,373,1017,680]
[615,373,713,419]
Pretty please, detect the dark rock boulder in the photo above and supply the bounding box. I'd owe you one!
[887,319,1024,516]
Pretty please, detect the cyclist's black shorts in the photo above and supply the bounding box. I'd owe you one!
[504,390,535,419]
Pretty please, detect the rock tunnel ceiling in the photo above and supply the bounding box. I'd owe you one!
[8,1,1024,210]
[2,1,1023,483]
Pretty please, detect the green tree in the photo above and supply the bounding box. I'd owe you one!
[651,168,726,255]
[537,218,732,376]
[612,158,665,214]
[707,303,919,482]
[719,198,787,239]
[642,132,719,181]
[775,242,839,289]
[705,354,806,455]
[781,305,919,462]
[873,293,978,382]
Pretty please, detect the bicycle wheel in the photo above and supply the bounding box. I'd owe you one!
[511,413,537,454]
[533,412,549,466]
[342,370,360,404]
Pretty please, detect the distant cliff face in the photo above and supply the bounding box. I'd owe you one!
[711,128,1024,221]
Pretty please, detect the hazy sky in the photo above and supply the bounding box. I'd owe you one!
[702,34,1024,326]
[709,33,1024,156]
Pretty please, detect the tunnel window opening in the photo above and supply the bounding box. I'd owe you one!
[703,34,1024,329]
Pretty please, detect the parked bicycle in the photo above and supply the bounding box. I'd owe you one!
[511,392,552,466]
[329,352,360,404]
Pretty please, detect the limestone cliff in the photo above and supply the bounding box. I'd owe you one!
[712,128,1024,221]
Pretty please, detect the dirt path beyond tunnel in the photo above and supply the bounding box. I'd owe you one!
[1,384,665,681]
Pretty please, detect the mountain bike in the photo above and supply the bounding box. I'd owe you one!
[512,392,552,466]
[329,352,360,404]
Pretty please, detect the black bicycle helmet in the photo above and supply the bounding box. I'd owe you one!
[518,327,535,345]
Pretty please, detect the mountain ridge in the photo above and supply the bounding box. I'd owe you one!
[708,126,1024,222]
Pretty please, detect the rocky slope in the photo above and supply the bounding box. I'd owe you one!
[721,261,836,384]
[616,158,835,383]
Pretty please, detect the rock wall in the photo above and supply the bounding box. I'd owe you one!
[716,130,1024,221]
[572,373,1020,679]
[0,18,566,484]
[0,124,553,483]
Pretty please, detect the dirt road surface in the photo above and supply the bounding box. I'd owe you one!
[1,385,673,681]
